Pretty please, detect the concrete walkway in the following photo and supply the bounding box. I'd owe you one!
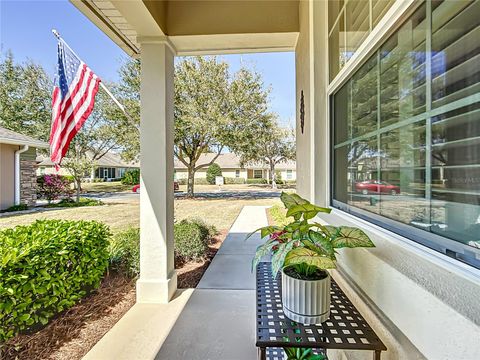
[155,206,269,360]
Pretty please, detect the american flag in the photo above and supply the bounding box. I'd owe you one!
[50,40,101,167]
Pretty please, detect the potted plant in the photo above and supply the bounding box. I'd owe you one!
[248,192,375,325]
[284,347,325,360]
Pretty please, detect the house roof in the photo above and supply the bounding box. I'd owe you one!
[0,126,49,148]
[174,153,296,170]
[37,151,139,168]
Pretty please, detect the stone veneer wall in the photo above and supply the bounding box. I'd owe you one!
[20,158,38,206]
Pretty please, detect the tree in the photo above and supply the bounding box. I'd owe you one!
[174,57,271,197]
[0,51,52,140]
[99,57,272,197]
[237,115,296,189]
[62,152,92,203]
[102,59,141,161]
[206,163,222,184]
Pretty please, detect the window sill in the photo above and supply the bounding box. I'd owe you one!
[317,207,480,286]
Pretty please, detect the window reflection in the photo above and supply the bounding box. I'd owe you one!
[345,0,370,63]
[329,11,347,82]
[329,0,395,81]
[332,1,480,261]
[348,138,380,214]
[351,56,377,138]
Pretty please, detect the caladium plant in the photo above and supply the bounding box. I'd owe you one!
[283,347,325,360]
[247,192,375,278]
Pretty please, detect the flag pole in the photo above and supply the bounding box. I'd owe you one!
[51,29,139,133]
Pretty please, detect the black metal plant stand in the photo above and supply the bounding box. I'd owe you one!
[256,262,387,360]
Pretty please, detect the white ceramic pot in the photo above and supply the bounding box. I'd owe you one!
[282,268,331,324]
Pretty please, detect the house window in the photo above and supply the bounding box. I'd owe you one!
[254,170,263,179]
[328,0,395,82]
[287,170,293,180]
[235,170,240,178]
[331,1,480,268]
[39,167,45,175]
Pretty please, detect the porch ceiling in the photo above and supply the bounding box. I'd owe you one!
[70,0,299,56]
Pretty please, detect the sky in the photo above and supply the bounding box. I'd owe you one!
[0,0,295,126]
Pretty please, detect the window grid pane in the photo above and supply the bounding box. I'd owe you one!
[331,0,480,267]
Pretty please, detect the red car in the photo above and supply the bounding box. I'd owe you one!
[132,181,180,193]
[355,180,400,195]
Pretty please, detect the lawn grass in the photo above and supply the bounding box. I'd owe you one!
[0,197,282,234]
[175,197,281,230]
[81,181,131,193]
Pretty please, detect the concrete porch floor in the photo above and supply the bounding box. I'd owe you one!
[83,206,269,360]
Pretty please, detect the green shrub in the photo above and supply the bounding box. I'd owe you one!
[188,218,218,238]
[44,197,103,208]
[246,178,268,184]
[224,177,246,184]
[174,219,211,260]
[121,169,140,185]
[206,163,222,185]
[1,204,28,213]
[195,178,209,185]
[176,177,214,185]
[0,220,110,342]
[108,228,140,277]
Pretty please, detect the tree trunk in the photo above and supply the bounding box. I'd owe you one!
[75,178,81,203]
[187,166,195,198]
[270,162,277,189]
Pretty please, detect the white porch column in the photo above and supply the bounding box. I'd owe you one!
[137,38,177,303]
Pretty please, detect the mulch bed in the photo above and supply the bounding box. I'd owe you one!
[1,231,227,360]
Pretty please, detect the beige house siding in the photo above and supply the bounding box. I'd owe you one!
[0,145,37,210]
[37,166,69,177]
[174,167,294,182]
[0,144,15,210]
[174,168,248,180]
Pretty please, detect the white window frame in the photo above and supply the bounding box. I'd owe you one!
[253,169,263,179]
[325,0,480,275]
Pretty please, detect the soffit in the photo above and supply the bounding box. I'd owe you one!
[71,0,299,56]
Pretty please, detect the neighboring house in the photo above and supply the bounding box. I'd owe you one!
[37,151,139,181]
[173,153,296,182]
[0,127,48,210]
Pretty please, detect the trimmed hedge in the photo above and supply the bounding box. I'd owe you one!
[108,227,140,277]
[174,219,215,261]
[0,220,110,342]
[176,177,209,185]
[224,177,245,185]
[246,178,268,184]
